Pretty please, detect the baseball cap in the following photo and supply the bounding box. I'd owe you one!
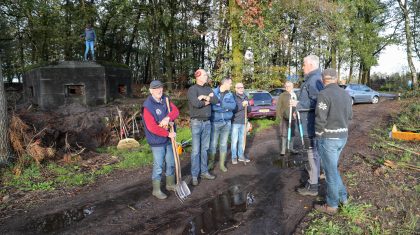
[150,80,163,89]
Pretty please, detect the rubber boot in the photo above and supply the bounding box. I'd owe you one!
[281,137,287,155]
[219,153,227,172]
[152,180,167,199]
[208,153,216,171]
[165,175,176,191]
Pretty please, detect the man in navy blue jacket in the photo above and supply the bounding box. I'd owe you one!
[209,77,236,172]
[290,55,324,196]
[143,80,179,199]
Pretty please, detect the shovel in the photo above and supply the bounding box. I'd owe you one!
[166,98,191,202]
[296,111,305,148]
[287,104,293,150]
[243,103,249,165]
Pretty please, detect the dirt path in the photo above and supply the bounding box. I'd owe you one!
[0,99,399,235]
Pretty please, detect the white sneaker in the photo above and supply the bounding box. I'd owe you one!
[238,158,245,162]
[244,158,251,163]
[232,159,238,164]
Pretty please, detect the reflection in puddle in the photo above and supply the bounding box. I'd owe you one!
[27,206,95,233]
[183,185,251,234]
[272,155,307,168]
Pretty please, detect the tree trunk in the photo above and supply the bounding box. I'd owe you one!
[0,56,13,166]
[348,50,354,84]
[229,0,243,83]
[398,0,418,87]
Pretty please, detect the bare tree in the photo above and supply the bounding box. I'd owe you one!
[0,53,13,166]
[397,0,418,87]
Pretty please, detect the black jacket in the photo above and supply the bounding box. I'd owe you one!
[232,93,251,124]
[315,83,353,138]
[187,84,219,120]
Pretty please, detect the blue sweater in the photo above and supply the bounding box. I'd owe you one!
[211,87,236,122]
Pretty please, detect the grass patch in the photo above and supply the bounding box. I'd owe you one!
[3,164,54,191]
[250,119,277,133]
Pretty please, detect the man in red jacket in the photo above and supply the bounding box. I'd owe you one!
[143,80,179,199]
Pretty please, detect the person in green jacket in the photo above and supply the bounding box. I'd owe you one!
[276,81,298,155]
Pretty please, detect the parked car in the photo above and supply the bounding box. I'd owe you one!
[341,84,380,104]
[269,88,301,100]
[244,90,276,118]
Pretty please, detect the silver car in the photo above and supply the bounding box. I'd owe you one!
[341,84,380,104]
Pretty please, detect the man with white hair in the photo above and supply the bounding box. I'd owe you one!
[290,55,324,196]
[231,82,252,164]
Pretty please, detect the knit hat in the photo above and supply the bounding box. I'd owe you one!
[322,69,338,80]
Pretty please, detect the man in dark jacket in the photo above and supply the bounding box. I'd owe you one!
[209,77,236,172]
[187,69,219,186]
[290,55,324,196]
[314,69,352,215]
[143,80,179,199]
[231,83,252,164]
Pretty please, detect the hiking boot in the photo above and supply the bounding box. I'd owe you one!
[314,204,338,215]
[297,183,318,196]
[219,153,227,172]
[200,172,216,180]
[152,180,167,200]
[165,175,176,191]
[232,158,238,165]
[192,177,199,186]
[208,153,216,171]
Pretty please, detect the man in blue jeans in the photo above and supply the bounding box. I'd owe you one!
[143,80,179,199]
[231,82,251,164]
[209,77,236,172]
[187,69,219,186]
[80,23,96,61]
[314,69,352,214]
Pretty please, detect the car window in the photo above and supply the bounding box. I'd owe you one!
[250,93,272,100]
[349,84,360,90]
[269,89,280,96]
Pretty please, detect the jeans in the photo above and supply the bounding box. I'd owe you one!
[151,143,175,181]
[84,41,95,60]
[209,120,231,156]
[231,124,245,160]
[317,138,348,208]
[190,119,211,177]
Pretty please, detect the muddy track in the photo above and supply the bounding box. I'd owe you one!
[0,99,398,235]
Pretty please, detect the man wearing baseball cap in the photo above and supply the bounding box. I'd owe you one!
[142,80,179,199]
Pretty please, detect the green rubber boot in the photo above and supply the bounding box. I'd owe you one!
[152,180,167,199]
[219,153,227,172]
[165,175,176,192]
[208,153,216,171]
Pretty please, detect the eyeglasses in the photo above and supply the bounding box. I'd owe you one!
[236,87,244,89]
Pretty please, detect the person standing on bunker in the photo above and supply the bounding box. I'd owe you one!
[142,80,179,200]
[80,23,96,61]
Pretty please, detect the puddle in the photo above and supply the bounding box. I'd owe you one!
[273,155,307,168]
[26,206,95,233]
[183,185,251,234]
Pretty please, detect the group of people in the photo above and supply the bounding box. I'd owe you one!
[142,55,353,216]
[142,69,251,199]
[277,55,352,215]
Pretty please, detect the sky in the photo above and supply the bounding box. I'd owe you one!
[371,45,420,75]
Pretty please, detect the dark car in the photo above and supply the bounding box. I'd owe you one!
[269,88,301,100]
[244,90,276,118]
[341,84,380,105]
